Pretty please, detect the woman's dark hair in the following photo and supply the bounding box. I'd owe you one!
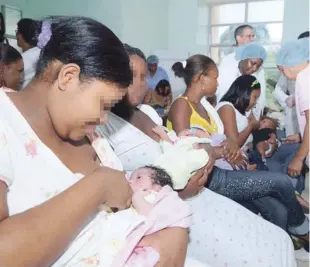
[0,43,22,65]
[172,62,183,78]
[298,31,309,39]
[173,55,216,87]
[17,18,42,47]
[123,43,146,61]
[111,43,146,121]
[220,75,261,115]
[36,16,132,89]
[155,79,171,96]
[0,13,8,44]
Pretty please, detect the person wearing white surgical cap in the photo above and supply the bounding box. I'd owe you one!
[217,42,267,120]
[277,38,310,172]
[274,31,309,137]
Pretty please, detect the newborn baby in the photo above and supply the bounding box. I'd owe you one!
[152,126,211,190]
[103,166,191,267]
[128,166,173,216]
[252,116,279,161]
[153,126,253,177]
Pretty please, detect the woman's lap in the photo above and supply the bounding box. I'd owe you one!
[207,167,307,233]
[186,189,296,267]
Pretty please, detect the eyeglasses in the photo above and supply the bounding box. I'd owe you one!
[243,34,256,39]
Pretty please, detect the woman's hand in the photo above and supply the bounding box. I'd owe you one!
[178,168,209,200]
[227,154,248,170]
[93,168,132,210]
[138,228,188,267]
[194,143,216,174]
[220,138,242,162]
[288,157,304,177]
[282,134,301,144]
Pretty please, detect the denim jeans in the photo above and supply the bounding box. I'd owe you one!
[240,197,288,231]
[266,143,305,193]
[207,167,309,236]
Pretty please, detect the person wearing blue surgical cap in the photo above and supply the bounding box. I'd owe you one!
[274,32,309,138]
[276,38,310,179]
[216,42,267,120]
[146,54,169,91]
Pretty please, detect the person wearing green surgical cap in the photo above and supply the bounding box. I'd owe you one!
[277,38,310,178]
[146,54,169,91]
[217,42,267,120]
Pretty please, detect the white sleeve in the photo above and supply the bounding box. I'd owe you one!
[216,59,239,101]
[274,74,289,108]
[0,122,14,187]
[139,104,163,126]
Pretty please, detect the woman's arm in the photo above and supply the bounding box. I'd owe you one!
[288,110,309,176]
[0,168,131,267]
[218,105,253,147]
[168,98,192,134]
[295,110,309,161]
[140,228,188,267]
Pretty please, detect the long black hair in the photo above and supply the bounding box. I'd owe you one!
[35,16,132,90]
[111,43,147,121]
[220,75,261,115]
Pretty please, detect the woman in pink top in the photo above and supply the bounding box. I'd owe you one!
[277,38,309,174]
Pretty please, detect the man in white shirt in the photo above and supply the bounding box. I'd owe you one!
[16,19,41,89]
[217,25,266,120]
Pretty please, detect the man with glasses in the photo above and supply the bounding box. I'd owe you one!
[216,24,266,121]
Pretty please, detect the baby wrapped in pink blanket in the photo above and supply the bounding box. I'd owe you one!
[111,166,191,267]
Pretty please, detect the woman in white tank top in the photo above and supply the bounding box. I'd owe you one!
[216,75,259,148]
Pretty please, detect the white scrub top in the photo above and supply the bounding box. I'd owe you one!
[22,47,41,89]
[216,52,266,120]
[273,73,299,136]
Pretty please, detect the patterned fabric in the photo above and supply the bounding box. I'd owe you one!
[97,106,297,267]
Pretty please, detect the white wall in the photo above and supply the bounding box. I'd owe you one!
[120,0,168,56]
[282,0,309,41]
[168,0,209,56]
[1,0,308,57]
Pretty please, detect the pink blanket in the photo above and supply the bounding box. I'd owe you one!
[112,185,192,267]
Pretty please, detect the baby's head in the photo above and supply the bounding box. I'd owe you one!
[129,166,173,192]
[260,116,279,131]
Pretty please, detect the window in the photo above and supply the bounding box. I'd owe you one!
[209,0,284,107]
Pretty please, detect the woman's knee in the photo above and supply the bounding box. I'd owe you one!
[271,173,295,191]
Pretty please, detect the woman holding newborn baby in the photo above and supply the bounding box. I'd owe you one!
[0,16,194,267]
[98,44,297,266]
[167,53,309,250]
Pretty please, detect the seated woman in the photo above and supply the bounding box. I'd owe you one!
[98,44,297,267]
[0,17,190,267]
[216,75,308,210]
[0,43,24,91]
[217,42,267,120]
[144,79,172,117]
[167,54,309,243]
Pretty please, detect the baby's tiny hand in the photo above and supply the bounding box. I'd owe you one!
[132,189,153,216]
